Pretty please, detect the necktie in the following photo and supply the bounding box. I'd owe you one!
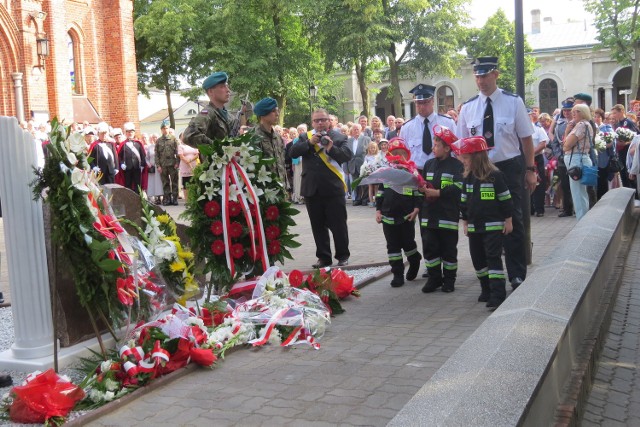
[422,118,432,154]
[483,98,494,147]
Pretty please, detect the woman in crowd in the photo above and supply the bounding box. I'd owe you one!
[178,138,200,202]
[563,104,593,220]
[145,133,163,204]
[362,141,381,207]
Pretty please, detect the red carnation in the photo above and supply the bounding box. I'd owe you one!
[265,225,281,241]
[204,201,221,218]
[211,240,225,256]
[190,347,216,367]
[230,243,244,259]
[288,270,304,287]
[267,240,281,255]
[229,222,243,238]
[228,201,242,217]
[210,220,223,236]
[265,205,279,221]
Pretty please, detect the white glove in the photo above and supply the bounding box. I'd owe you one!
[121,163,126,171]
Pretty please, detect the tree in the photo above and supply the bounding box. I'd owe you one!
[382,0,470,115]
[585,0,640,100]
[464,9,537,98]
[134,0,210,128]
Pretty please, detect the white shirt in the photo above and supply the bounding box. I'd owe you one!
[532,125,549,153]
[400,111,456,169]
[457,88,533,163]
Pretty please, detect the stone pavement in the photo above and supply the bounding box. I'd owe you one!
[60,203,574,426]
[582,221,640,426]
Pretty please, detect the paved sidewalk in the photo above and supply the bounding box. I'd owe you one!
[582,224,640,426]
[75,205,575,426]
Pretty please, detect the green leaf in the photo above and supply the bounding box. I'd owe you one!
[97,258,123,272]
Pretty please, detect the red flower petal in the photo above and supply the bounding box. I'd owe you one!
[230,243,244,259]
[210,220,224,236]
[288,270,304,287]
[211,240,226,256]
[204,201,221,218]
[229,222,243,238]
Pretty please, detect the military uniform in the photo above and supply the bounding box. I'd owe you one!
[155,133,179,205]
[252,125,289,190]
[183,104,240,148]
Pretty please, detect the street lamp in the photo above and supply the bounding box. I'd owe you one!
[35,36,49,70]
[308,84,318,117]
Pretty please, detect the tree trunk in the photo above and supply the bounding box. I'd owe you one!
[275,95,287,126]
[387,46,403,118]
[633,42,640,101]
[164,73,175,129]
[355,60,369,118]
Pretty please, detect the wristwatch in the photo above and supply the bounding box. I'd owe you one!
[526,166,536,172]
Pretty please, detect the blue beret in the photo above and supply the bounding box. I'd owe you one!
[254,97,278,117]
[409,84,435,100]
[473,56,499,76]
[202,71,228,91]
[161,120,170,128]
[574,93,592,103]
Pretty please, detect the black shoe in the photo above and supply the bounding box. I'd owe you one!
[421,270,429,278]
[406,254,421,281]
[486,298,504,310]
[536,212,544,217]
[478,282,490,302]
[0,292,4,304]
[0,374,12,387]
[421,277,442,293]
[162,199,170,206]
[312,259,332,269]
[558,211,573,217]
[390,276,405,288]
[510,277,524,290]
[337,258,349,267]
[441,283,455,293]
[352,200,362,206]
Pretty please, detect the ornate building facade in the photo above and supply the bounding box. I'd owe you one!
[0,0,138,125]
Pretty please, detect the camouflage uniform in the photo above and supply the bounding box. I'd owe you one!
[155,134,179,204]
[251,125,289,190]
[183,103,240,147]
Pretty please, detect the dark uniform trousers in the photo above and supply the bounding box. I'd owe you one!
[125,168,142,192]
[494,155,526,281]
[306,194,350,263]
[383,221,418,276]
[558,162,573,214]
[468,231,506,301]
[161,166,179,201]
[421,228,458,282]
[531,154,546,215]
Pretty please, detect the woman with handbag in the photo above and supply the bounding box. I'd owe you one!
[563,104,594,220]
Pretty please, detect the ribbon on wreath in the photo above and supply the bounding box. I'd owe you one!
[221,158,270,277]
[119,340,170,377]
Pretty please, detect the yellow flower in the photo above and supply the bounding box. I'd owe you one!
[170,258,187,272]
[178,250,194,260]
[156,214,170,224]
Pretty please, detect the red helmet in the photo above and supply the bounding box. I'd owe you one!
[387,137,411,160]
[451,136,491,155]
[433,125,458,146]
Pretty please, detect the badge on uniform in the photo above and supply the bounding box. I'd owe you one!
[201,109,208,115]
[471,127,477,136]
[484,131,493,139]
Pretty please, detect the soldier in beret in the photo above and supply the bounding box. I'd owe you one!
[251,97,289,191]
[155,120,179,205]
[183,71,247,147]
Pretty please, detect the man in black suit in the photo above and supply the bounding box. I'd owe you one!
[89,122,118,184]
[346,124,371,205]
[289,108,353,268]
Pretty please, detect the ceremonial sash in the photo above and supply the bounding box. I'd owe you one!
[307,131,347,191]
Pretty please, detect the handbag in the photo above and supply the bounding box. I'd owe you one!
[568,165,582,181]
[580,164,597,186]
[608,155,622,173]
[148,165,156,173]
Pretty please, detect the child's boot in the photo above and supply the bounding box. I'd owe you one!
[405,250,421,281]
[390,259,405,288]
[486,280,507,310]
[421,266,442,293]
[442,268,456,293]
[478,278,490,302]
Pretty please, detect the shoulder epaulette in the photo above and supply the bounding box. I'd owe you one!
[438,113,452,119]
[463,95,479,104]
[501,90,518,97]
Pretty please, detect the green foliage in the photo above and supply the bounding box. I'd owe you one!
[463,9,537,95]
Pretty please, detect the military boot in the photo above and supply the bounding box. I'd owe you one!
[421,267,443,293]
[486,280,507,310]
[477,278,490,302]
[390,259,405,288]
[442,269,456,293]
[405,251,421,281]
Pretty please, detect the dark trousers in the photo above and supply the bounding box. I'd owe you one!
[494,156,526,281]
[531,154,546,214]
[421,227,458,278]
[383,221,418,259]
[468,231,506,299]
[558,165,573,214]
[306,194,350,262]
[124,168,142,192]
[160,166,178,200]
[597,167,609,200]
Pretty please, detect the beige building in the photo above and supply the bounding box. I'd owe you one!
[346,10,634,121]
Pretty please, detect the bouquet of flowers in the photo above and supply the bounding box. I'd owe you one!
[616,127,636,143]
[357,153,426,194]
[594,134,607,152]
[600,131,615,145]
[182,133,300,299]
[351,155,388,190]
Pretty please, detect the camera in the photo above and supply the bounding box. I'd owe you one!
[318,131,331,146]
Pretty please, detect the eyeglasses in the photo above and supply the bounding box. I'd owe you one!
[312,118,329,123]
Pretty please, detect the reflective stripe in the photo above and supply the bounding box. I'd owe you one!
[420,218,429,227]
[439,220,459,230]
[405,248,418,257]
[382,215,395,225]
[497,190,511,201]
[476,268,489,278]
[454,181,463,189]
[424,257,441,268]
[443,261,457,270]
[388,252,403,261]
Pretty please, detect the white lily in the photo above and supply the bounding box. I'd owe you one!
[257,166,272,184]
[70,168,89,192]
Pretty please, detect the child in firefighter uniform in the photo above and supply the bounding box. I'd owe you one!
[419,125,464,293]
[375,138,423,287]
[453,136,514,310]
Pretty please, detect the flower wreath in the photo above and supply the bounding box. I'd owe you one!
[182,132,300,298]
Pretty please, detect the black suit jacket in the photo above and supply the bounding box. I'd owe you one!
[289,129,352,197]
[90,141,118,184]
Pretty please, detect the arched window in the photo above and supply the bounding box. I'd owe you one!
[437,86,454,113]
[539,79,558,115]
[187,109,197,115]
[67,32,82,95]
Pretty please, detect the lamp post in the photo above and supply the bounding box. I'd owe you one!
[36,36,49,70]
[308,84,318,118]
